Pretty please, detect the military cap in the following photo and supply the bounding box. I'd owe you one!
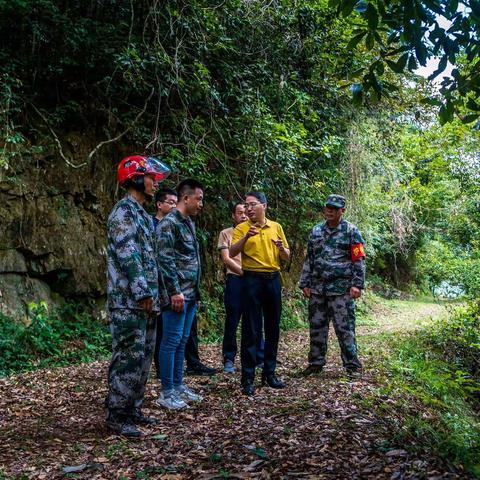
[325,194,346,208]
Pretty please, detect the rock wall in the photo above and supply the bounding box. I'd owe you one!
[0,137,119,320]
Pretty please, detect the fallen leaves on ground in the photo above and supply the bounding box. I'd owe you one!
[0,329,470,479]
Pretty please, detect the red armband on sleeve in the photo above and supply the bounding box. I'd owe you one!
[351,243,366,262]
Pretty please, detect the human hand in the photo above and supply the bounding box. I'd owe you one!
[245,226,258,239]
[171,293,185,312]
[138,297,153,313]
[272,238,285,252]
[350,287,361,299]
[302,287,311,298]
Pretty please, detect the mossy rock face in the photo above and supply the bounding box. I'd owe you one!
[0,140,120,319]
[0,273,52,321]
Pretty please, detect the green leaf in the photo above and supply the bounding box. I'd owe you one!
[439,101,454,125]
[428,55,448,80]
[407,54,418,71]
[422,0,444,15]
[347,31,368,50]
[414,40,428,66]
[466,98,480,111]
[365,32,375,50]
[328,0,342,8]
[421,97,442,107]
[340,0,358,17]
[374,61,385,75]
[386,52,409,73]
[461,113,480,124]
[349,67,365,78]
[365,3,379,29]
[470,0,480,16]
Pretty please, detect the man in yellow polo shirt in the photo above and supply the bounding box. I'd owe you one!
[230,191,290,395]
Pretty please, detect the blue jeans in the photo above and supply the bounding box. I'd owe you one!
[159,301,197,391]
[241,271,282,383]
[223,274,264,364]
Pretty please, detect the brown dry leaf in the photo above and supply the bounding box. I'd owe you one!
[0,330,470,479]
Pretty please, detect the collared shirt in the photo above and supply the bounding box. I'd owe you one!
[155,208,201,305]
[232,218,289,272]
[299,218,366,295]
[107,193,159,311]
[217,227,242,275]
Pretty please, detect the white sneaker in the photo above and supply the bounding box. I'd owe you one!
[175,384,203,402]
[155,390,188,410]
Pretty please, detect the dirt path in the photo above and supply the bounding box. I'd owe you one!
[0,300,468,479]
[358,298,452,335]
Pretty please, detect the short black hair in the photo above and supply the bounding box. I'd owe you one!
[177,178,204,198]
[231,201,245,214]
[155,188,177,204]
[246,191,267,204]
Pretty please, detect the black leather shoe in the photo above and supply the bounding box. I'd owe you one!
[185,363,218,376]
[300,365,324,377]
[133,409,158,425]
[261,374,286,389]
[241,382,255,396]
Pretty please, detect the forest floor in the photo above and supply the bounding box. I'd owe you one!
[0,298,471,480]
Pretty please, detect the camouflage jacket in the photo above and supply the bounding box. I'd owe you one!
[156,208,201,306]
[107,194,159,311]
[299,219,366,296]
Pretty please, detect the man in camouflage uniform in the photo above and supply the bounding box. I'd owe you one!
[106,155,169,437]
[155,179,204,410]
[299,194,366,375]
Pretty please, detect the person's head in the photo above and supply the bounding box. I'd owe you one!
[176,179,204,216]
[155,188,178,217]
[231,202,247,226]
[324,194,346,225]
[244,191,267,223]
[117,155,170,201]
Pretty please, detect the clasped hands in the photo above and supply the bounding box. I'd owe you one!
[302,287,362,299]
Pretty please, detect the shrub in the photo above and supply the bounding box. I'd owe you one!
[0,301,111,376]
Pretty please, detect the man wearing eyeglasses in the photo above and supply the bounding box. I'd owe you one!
[152,188,177,380]
[230,192,290,396]
[154,188,178,227]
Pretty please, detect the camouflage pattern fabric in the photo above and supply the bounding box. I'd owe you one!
[308,293,362,370]
[299,219,365,296]
[107,309,156,414]
[156,208,201,306]
[107,194,159,310]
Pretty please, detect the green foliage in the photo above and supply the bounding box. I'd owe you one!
[426,302,480,379]
[335,0,480,120]
[280,290,309,331]
[371,302,480,475]
[0,302,111,376]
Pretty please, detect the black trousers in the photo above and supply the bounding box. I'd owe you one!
[154,313,200,377]
[223,274,264,364]
[241,271,282,384]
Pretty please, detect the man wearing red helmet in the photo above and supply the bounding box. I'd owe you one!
[106,155,170,437]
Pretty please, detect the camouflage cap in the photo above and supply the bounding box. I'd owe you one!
[325,194,346,208]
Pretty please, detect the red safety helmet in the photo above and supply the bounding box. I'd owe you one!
[117,155,171,186]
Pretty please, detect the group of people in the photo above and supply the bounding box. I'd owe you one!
[105,155,366,437]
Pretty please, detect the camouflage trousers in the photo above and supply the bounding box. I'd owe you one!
[107,309,156,416]
[308,292,362,370]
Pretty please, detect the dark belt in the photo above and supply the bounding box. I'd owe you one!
[243,270,280,279]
